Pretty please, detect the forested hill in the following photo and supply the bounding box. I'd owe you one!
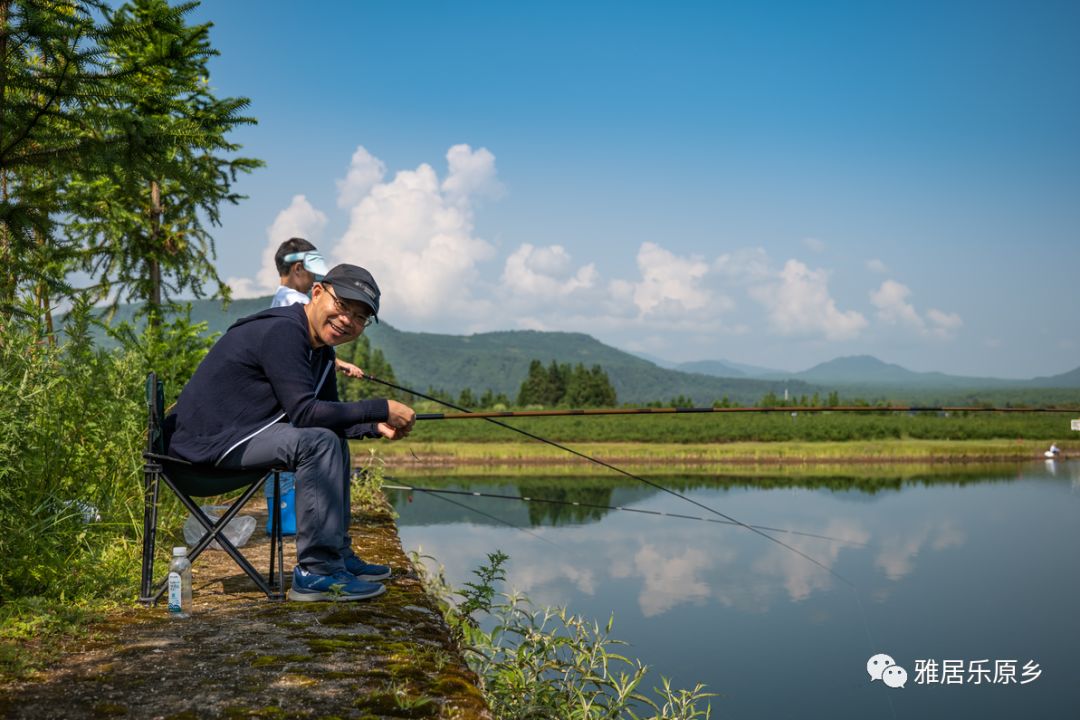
[88,297,1080,405]
[90,296,819,405]
[361,324,822,404]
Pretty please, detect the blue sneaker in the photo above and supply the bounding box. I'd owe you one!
[287,566,386,602]
[344,555,392,581]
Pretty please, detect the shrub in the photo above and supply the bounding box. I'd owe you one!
[414,551,714,719]
[0,301,214,675]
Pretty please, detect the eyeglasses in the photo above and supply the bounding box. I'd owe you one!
[323,285,375,328]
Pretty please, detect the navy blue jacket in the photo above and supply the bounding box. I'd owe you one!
[166,303,388,465]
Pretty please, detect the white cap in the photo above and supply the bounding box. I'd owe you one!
[173,546,188,556]
[282,250,330,279]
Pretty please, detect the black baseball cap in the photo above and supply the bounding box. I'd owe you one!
[321,264,380,321]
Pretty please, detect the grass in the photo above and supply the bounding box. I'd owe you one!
[363,438,1072,476]
[360,411,1078,473]
[400,409,1079,443]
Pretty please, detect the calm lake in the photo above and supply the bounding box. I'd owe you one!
[386,460,1080,719]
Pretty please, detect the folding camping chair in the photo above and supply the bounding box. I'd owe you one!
[140,372,285,604]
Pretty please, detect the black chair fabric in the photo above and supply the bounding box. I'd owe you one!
[140,372,285,604]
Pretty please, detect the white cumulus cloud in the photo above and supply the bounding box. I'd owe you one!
[870,279,923,329]
[750,259,867,340]
[715,247,771,283]
[870,280,962,339]
[926,308,963,338]
[442,144,504,203]
[226,194,328,299]
[333,145,499,325]
[866,258,888,274]
[500,244,598,298]
[631,242,719,319]
[336,145,386,209]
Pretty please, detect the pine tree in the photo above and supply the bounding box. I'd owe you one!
[0,0,122,313]
[516,359,549,406]
[66,0,262,322]
[544,360,567,406]
[563,363,616,407]
[337,334,399,402]
[1,0,259,326]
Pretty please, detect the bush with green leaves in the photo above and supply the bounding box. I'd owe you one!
[413,550,714,720]
[0,301,214,674]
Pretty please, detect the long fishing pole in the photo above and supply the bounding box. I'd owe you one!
[417,405,1080,420]
[365,374,854,587]
[382,482,864,546]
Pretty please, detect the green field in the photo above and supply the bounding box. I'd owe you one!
[400,409,1077,443]
[358,410,1078,473]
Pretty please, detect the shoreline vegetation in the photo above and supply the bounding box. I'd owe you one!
[366,439,1075,473]
[369,410,1078,474]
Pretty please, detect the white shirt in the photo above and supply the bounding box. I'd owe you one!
[271,285,310,308]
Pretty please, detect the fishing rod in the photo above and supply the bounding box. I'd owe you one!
[364,374,854,587]
[382,482,865,547]
[417,405,1080,420]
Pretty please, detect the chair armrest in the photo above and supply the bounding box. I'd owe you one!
[143,451,193,466]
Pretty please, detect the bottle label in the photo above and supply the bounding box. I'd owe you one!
[167,572,182,612]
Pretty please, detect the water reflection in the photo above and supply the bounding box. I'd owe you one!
[875,518,966,581]
[389,462,1080,719]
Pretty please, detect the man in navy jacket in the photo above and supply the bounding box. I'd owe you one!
[168,264,415,601]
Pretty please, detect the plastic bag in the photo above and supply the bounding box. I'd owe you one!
[182,505,256,550]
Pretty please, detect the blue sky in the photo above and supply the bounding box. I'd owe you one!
[192,0,1079,378]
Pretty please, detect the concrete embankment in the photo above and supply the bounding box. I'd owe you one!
[0,499,490,720]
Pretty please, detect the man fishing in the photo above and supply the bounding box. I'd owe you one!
[264,237,363,536]
[167,264,415,602]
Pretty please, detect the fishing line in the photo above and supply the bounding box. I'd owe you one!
[382,482,864,547]
[365,374,855,587]
[402,480,565,550]
[373,376,887,707]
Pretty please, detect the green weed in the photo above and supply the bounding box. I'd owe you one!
[0,302,213,677]
[412,551,714,720]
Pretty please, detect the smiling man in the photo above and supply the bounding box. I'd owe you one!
[167,264,415,602]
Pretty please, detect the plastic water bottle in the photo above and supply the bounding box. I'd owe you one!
[167,546,192,618]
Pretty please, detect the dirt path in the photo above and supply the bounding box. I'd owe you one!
[0,499,490,720]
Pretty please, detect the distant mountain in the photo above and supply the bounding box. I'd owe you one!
[673,359,786,378]
[629,351,678,369]
[796,355,949,384]
[364,324,820,405]
[712,359,785,377]
[1029,365,1080,388]
[774,355,1015,389]
[83,296,818,405]
[81,300,1080,402]
[672,360,746,378]
[636,355,785,378]
[87,295,273,346]
[670,353,1080,390]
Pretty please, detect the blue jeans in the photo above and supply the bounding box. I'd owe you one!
[218,424,361,575]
